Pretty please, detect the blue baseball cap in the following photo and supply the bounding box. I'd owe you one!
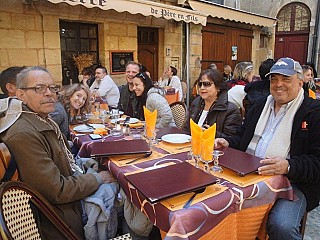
[265,57,302,77]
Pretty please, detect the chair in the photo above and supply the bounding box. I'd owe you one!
[0,142,18,181]
[169,101,187,129]
[0,181,81,240]
[111,233,132,240]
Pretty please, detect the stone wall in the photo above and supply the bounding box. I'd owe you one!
[0,0,196,86]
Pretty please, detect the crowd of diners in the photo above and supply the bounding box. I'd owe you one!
[0,56,319,239]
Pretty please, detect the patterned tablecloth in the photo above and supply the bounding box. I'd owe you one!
[71,127,294,240]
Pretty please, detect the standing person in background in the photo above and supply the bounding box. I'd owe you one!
[227,62,254,110]
[90,66,119,110]
[208,63,218,70]
[223,64,233,81]
[227,62,254,89]
[118,61,140,116]
[81,67,95,88]
[158,66,183,101]
[0,66,26,98]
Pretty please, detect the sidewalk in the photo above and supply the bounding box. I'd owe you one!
[304,205,320,239]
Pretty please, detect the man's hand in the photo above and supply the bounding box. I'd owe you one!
[98,170,117,183]
[258,157,289,175]
[214,138,229,149]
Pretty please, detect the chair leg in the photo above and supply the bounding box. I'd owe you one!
[300,212,308,239]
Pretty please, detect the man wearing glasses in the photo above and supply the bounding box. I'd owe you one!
[0,66,116,239]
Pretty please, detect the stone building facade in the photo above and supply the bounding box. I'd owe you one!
[225,0,320,72]
[0,0,278,95]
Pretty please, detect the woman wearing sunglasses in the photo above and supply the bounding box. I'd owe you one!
[50,83,91,139]
[132,72,176,128]
[184,69,242,138]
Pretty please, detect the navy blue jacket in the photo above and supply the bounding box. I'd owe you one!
[226,94,320,211]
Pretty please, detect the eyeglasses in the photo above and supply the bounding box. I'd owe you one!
[20,84,61,94]
[197,81,214,88]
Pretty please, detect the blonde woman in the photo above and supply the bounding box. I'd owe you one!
[50,83,90,138]
[227,61,254,89]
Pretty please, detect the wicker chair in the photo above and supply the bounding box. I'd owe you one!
[0,182,81,240]
[169,101,187,129]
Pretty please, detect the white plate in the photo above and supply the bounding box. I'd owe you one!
[73,125,94,133]
[89,124,105,129]
[110,118,140,124]
[161,134,191,144]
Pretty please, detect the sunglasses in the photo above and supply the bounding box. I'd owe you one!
[135,73,146,80]
[197,81,214,88]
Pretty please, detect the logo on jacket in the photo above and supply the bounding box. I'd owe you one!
[301,121,308,130]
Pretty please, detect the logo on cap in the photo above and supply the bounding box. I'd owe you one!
[265,57,302,77]
[274,60,288,66]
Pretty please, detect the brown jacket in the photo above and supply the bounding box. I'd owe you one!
[1,111,99,239]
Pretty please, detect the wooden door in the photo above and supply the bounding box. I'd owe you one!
[202,24,253,72]
[274,3,310,64]
[275,34,309,64]
[138,27,159,81]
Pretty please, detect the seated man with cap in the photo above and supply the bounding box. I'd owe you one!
[215,57,320,239]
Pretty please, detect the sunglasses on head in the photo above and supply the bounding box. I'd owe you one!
[135,73,146,80]
[197,81,214,88]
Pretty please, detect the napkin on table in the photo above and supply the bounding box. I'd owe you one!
[190,119,202,155]
[143,106,157,138]
[201,123,216,161]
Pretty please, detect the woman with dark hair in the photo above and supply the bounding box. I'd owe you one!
[81,67,95,88]
[158,66,183,101]
[185,69,242,138]
[132,72,175,128]
[50,83,91,138]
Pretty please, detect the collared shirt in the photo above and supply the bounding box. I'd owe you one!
[255,98,294,158]
[90,75,120,108]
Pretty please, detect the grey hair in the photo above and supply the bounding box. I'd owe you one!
[297,72,304,80]
[16,66,51,88]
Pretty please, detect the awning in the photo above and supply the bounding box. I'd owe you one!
[47,0,207,26]
[188,0,276,27]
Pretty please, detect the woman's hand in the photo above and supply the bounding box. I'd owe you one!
[214,138,229,149]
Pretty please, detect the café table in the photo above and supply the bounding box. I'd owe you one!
[70,127,294,240]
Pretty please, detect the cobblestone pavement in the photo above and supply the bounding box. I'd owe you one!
[304,205,320,239]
